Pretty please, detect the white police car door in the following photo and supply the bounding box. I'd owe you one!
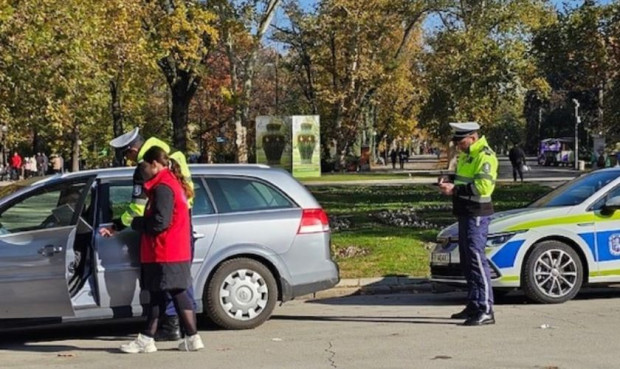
[594,186,620,277]
[0,177,94,318]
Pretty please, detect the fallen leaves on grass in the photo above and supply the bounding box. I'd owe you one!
[336,246,370,258]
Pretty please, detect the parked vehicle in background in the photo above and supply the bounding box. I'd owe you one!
[0,165,339,330]
[538,138,575,167]
[431,168,620,304]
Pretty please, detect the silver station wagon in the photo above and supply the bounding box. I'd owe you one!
[0,164,338,330]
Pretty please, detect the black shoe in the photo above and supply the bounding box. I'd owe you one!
[450,307,476,320]
[463,312,495,326]
[154,315,182,341]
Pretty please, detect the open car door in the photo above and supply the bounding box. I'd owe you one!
[0,176,95,318]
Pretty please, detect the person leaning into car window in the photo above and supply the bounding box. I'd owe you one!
[437,122,498,326]
[120,146,204,353]
[100,127,194,341]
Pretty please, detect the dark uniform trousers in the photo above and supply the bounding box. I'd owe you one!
[458,215,494,314]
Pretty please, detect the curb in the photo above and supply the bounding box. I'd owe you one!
[297,277,445,300]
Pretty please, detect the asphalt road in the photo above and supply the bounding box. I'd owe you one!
[3,288,620,369]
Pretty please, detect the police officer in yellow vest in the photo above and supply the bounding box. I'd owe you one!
[438,122,498,326]
[99,127,194,340]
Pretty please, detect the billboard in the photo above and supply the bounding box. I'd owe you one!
[256,115,320,178]
[291,115,320,178]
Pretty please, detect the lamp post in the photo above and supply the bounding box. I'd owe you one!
[572,98,581,170]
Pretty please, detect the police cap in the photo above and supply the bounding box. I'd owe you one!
[109,127,141,150]
[449,122,480,141]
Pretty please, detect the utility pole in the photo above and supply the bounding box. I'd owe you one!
[572,99,581,170]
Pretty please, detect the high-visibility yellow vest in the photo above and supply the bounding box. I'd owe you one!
[453,136,498,216]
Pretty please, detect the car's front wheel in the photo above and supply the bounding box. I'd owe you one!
[522,241,583,304]
[205,257,278,330]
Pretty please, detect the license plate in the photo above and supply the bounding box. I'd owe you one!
[431,253,450,265]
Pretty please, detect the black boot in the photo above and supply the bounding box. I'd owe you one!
[155,315,182,341]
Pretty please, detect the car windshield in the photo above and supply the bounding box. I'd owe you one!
[529,170,620,208]
[0,176,51,199]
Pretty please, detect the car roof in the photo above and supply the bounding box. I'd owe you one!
[34,164,273,182]
[27,163,320,208]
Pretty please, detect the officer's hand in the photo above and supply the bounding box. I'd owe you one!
[438,182,454,195]
[98,226,116,238]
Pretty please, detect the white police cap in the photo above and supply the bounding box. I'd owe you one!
[109,127,140,149]
[449,122,480,140]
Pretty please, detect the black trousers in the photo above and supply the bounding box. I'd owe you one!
[512,163,523,182]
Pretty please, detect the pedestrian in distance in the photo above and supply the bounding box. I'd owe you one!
[508,143,526,182]
[390,149,397,169]
[119,146,204,353]
[437,122,498,326]
[10,151,21,180]
[100,127,195,342]
[36,152,45,176]
[398,148,407,169]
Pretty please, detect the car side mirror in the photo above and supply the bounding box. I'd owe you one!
[602,196,620,216]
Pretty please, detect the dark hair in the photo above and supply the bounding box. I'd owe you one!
[142,146,194,199]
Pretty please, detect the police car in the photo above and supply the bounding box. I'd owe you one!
[430,168,620,303]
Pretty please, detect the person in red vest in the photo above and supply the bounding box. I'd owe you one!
[10,151,22,180]
[120,146,203,354]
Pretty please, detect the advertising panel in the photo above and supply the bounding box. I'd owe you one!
[292,115,321,178]
[256,115,320,178]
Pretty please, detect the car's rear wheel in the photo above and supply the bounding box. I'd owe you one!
[522,241,583,304]
[205,257,278,330]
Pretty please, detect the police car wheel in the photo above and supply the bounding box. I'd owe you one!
[205,257,278,330]
[522,241,583,304]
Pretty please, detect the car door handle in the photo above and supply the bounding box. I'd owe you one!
[38,244,63,257]
[193,232,206,240]
[577,222,595,227]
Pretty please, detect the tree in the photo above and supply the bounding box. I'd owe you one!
[419,0,554,145]
[208,0,282,163]
[142,0,218,152]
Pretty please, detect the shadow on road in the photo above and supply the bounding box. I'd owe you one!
[306,284,620,308]
[0,318,143,349]
[271,314,462,325]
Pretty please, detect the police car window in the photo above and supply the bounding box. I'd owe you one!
[191,178,215,215]
[591,185,620,211]
[530,171,620,208]
[0,181,88,233]
[206,178,293,213]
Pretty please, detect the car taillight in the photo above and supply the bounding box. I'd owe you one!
[297,208,330,234]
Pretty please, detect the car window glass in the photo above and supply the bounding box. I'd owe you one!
[592,185,620,211]
[207,178,293,213]
[530,171,620,208]
[107,181,133,222]
[0,181,88,233]
[191,178,215,215]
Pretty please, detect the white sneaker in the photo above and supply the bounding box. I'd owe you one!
[178,334,204,351]
[120,333,157,354]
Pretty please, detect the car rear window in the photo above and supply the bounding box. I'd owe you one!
[206,177,294,213]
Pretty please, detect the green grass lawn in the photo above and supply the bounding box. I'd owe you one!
[309,183,553,279]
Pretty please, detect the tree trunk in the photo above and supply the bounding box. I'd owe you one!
[71,125,80,172]
[171,90,192,153]
[110,78,124,167]
[158,58,200,153]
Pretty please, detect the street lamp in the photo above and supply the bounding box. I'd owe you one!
[572,98,581,170]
